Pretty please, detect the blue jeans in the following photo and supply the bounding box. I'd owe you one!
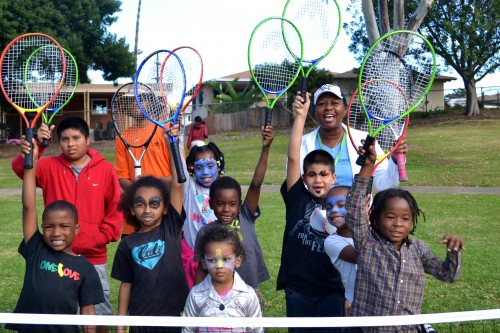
[285,288,344,333]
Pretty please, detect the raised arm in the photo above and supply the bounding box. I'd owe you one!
[12,124,51,179]
[164,124,184,215]
[245,126,275,214]
[22,137,39,243]
[287,92,310,190]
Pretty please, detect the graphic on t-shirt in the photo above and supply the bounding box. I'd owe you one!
[132,240,165,270]
[39,260,81,281]
[290,199,328,253]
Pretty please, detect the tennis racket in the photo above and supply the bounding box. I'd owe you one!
[112,82,159,180]
[0,33,66,169]
[356,30,436,166]
[282,0,342,99]
[248,16,303,126]
[135,50,187,183]
[25,47,78,147]
[168,46,203,122]
[347,79,409,181]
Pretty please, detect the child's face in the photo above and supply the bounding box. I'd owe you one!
[202,241,241,286]
[42,211,79,254]
[377,197,413,250]
[194,151,219,188]
[130,186,167,232]
[209,188,241,225]
[302,163,336,201]
[59,128,90,162]
[325,187,349,229]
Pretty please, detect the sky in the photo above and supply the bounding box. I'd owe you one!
[90,0,499,93]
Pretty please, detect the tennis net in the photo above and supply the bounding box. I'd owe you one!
[0,309,498,332]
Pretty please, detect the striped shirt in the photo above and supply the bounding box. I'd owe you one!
[346,176,462,333]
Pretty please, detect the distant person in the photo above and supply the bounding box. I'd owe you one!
[192,126,274,314]
[187,116,208,150]
[298,84,409,193]
[183,225,262,333]
[346,140,464,333]
[279,92,344,333]
[12,117,122,329]
[6,137,104,333]
[111,125,189,333]
[113,95,173,237]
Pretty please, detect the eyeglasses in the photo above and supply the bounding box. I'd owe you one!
[132,197,162,210]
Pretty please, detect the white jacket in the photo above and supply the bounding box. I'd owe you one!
[183,272,263,333]
[300,124,400,193]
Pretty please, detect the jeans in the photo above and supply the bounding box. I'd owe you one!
[285,287,345,333]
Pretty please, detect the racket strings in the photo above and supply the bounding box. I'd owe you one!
[283,0,341,63]
[46,49,77,111]
[249,18,302,94]
[173,47,203,106]
[2,36,65,111]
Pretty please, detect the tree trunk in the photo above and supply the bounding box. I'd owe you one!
[406,0,434,31]
[393,0,405,30]
[378,0,390,35]
[464,79,481,116]
[133,0,142,76]
[362,0,380,44]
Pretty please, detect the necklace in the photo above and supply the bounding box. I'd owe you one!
[317,129,346,166]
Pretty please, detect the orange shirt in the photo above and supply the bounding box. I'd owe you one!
[114,122,172,235]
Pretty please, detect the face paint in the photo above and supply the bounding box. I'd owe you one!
[204,248,236,271]
[194,158,219,187]
[132,196,162,210]
[325,195,347,228]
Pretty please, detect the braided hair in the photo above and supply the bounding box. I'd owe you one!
[186,142,225,177]
[369,188,425,235]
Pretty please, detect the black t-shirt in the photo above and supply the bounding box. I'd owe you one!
[6,231,104,333]
[277,179,344,296]
[111,206,189,316]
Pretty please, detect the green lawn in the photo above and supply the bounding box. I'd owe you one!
[0,115,499,320]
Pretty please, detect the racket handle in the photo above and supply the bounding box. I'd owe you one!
[170,140,187,183]
[264,108,272,127]
[41,122,49,147]
[134,167,142,180]
[396,152,408,182]
[24,128,34,169]
[356,135,375,167]
[300,76,308,104]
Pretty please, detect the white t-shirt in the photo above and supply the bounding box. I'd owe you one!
[182,176,217,249]
[324,235,357,303]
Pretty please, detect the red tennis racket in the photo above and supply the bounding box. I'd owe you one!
[347,79,409,181]
[0,33,66,168]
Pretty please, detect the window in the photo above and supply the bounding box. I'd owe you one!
[91,99,108,115]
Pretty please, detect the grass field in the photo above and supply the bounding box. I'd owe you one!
[0,111,499,319]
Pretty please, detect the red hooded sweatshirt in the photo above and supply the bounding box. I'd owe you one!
[12,147,122,265]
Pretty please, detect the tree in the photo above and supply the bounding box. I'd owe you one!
[345,0,500,117]
[0,0,135,83]
[419,1,500,116]
[206,78,262,114]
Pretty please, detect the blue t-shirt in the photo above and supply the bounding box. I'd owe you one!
[315,134,353,187]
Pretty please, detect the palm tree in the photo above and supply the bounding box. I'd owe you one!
[133,0,142,77]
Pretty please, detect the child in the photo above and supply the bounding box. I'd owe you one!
[183,225,262,333]
[181,141,225,288]
[192,126,275,313]
[324,186,357,317]
[111,125,189,333]
[346,141,464,333]
[278,91,345,331]
[187,115,209,150]
[6,137,104,333]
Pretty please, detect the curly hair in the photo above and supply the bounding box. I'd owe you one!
[186,142,225,177]
[118,176,171,231]
[369,188,425,235]
[209,176,242,202]
[196,224,246,260]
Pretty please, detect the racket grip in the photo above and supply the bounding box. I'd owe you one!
[356,135,375,166]
[396,153,408,182]
[300,76,308,104]
[24,128,34,169]
[170,140,187,183]
[41,138,49,147]
[134,167,142,180]
[264,108,272,127]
